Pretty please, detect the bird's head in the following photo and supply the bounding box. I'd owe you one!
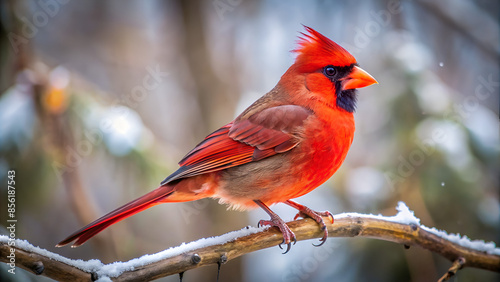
[290,26,377,113]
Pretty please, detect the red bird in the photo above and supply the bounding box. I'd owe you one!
[57,26,377,253]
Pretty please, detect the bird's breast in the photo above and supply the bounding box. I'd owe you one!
[289,112,355,196]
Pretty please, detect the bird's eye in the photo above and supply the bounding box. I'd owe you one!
[324,65,336,77]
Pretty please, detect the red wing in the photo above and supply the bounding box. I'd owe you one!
[229,105,312,153]
[161,105,312,185]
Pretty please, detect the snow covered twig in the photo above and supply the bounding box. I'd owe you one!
[1,202,499,281]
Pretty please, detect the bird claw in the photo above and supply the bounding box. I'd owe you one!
[291,205,333,247]
[312,233,327,247]
[258,218,297,254]
[278,238,296,254]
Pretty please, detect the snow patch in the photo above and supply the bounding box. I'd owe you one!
[0,237,103,273]
[421,226,500,256]
[96,225,265,278]
[335,201,420,225]
[335,201,500,255]
[2,202,499,279]
[0,225,265,279]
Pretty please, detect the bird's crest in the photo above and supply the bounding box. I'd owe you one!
[293,26,356,68]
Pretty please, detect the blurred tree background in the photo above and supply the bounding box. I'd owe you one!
[0,0,498,281]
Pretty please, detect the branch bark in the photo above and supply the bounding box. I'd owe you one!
[438,257,466,282]
[1,214,499,281]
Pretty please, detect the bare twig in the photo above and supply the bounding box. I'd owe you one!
[438,257,466,282]
[1,213,499,281]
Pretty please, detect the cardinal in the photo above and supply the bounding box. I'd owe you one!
[57,26,377,253]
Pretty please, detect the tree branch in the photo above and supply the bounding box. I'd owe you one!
[438,257,466,282]
[1,204,499,281]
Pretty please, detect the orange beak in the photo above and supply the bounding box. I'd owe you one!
[342,66,378,90]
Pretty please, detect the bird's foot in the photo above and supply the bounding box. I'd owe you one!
[258,216,297,254]
[286,200,334,246]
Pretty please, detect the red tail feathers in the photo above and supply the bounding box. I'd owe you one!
[56,185,175,248]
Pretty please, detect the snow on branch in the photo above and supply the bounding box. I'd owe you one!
[1,202,499,281]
